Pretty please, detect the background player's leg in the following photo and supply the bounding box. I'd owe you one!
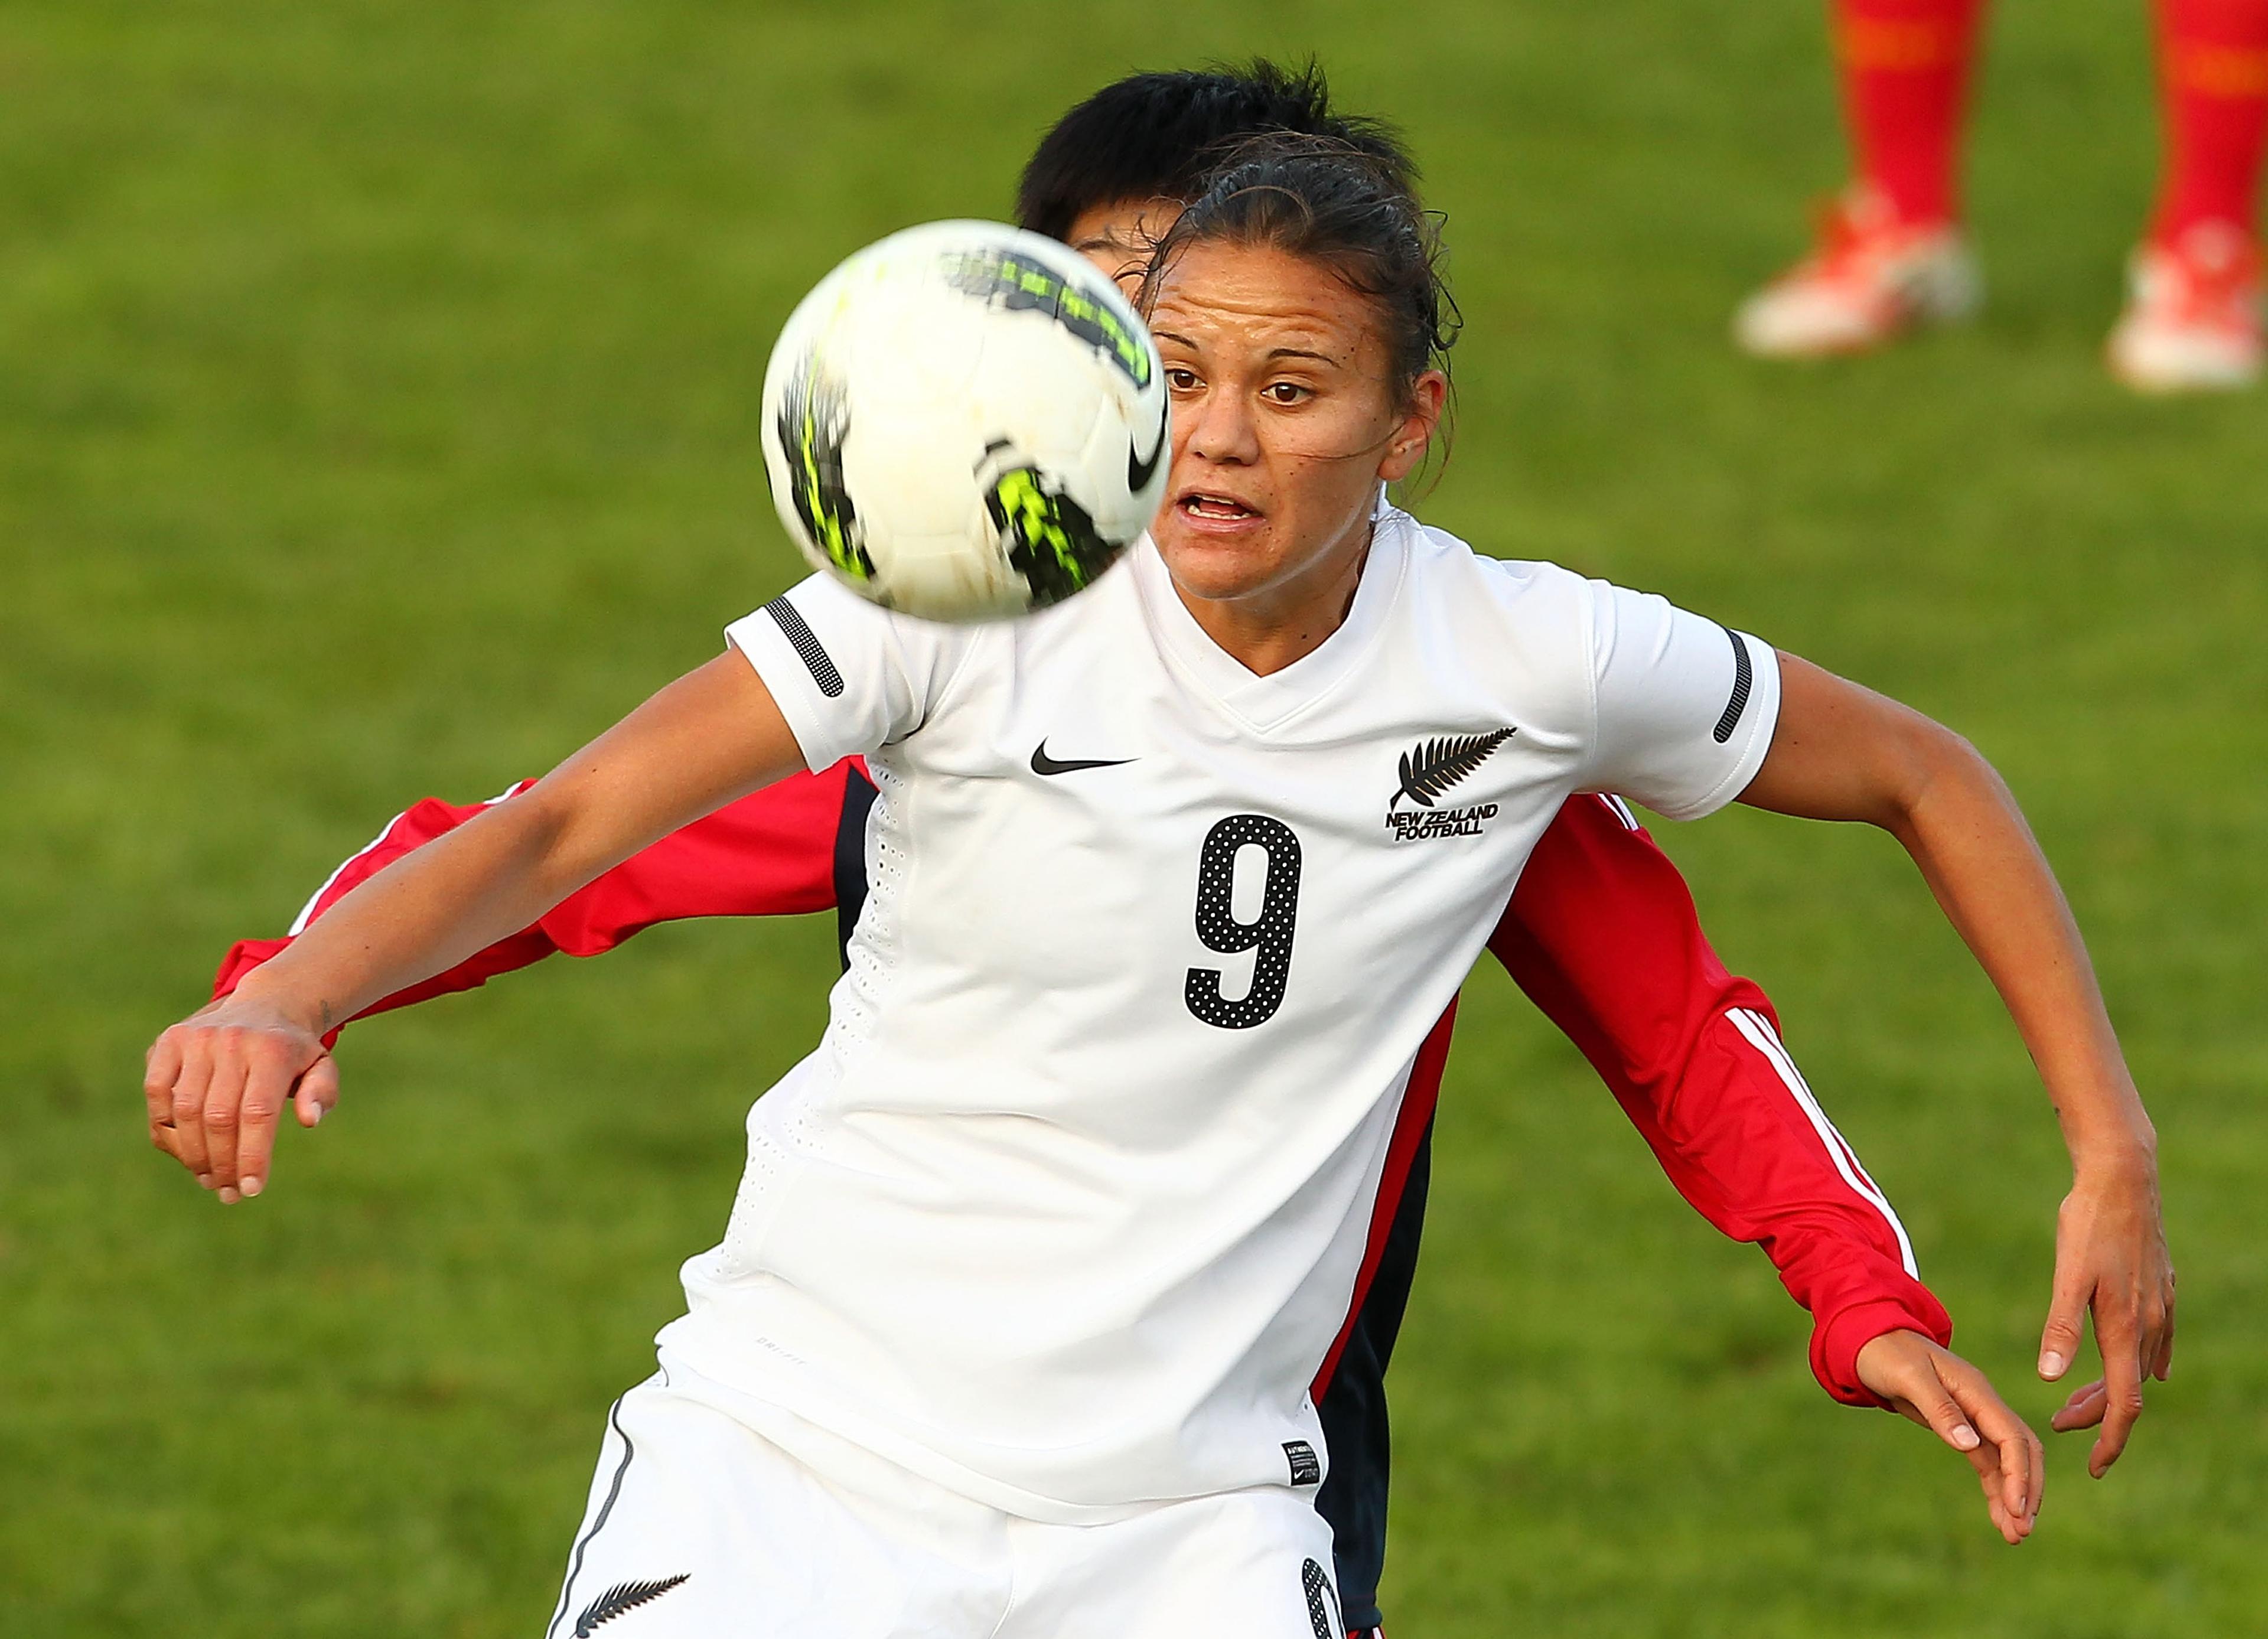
[543,1370,1008,1638]
[1837,0,1989,229]
[2110,0,2268,390]
[998,1484,1345,1639]
[1736,0,1988,356]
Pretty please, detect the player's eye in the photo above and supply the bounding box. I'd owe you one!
[1262,382,1312,405]
[1165,367,1203,393]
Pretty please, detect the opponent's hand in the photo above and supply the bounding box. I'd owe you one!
[2035,1159,2175,1478]
[1857,1330,2044,1545]
[143,996,338,1202]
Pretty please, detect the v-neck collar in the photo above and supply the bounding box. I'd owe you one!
[1132,504,1411,735]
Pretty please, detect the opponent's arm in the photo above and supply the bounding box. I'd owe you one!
[144,651,807,1203]
[1492,795,1951,1405]
[1741,653,2174,1481]
[1855,1329,2044,1545]
[1495,799,2047,1544]
[208,763,861,1035]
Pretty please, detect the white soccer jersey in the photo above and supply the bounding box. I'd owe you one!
[658,504,1780,1522]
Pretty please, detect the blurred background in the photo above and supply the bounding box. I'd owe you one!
[2,2,2262,1634]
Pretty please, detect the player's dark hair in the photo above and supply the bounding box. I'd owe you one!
[1145,133,1460,471]
[1014,59,1418,243]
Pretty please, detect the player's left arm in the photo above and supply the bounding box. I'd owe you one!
[1740,652,2175,1481]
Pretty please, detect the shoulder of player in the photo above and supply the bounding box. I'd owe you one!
[1389,509,1590,604]
[1380,510,1624,748]
[1389,509,1599,655]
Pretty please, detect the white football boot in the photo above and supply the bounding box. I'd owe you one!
[1735,188,1983,359]
[2106,220,2264,394]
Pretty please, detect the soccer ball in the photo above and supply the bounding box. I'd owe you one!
[760,220,1171,623]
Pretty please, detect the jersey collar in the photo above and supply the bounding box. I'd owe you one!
[1130,506,1412,735]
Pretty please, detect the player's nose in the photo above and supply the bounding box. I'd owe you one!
[1179,385,1260,466]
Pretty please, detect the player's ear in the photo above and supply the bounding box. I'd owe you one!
[1377,369,1447,484]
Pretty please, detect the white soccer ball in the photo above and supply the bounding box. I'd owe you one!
[759,220,1170,623]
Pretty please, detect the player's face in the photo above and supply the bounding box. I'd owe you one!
[1065,196,1179,294]
[1143,239,1445,618]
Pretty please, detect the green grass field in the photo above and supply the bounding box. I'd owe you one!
[4,2,2263,1633]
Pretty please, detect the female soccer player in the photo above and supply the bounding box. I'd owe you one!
[200,71,2022,1639]
[148,140,2156,1633]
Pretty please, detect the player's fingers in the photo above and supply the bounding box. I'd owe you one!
[200,1031,249,1197]
[1993,1416,2038,1538]
[1941,1355,2042,1534]
[232,1041,296,1199]
[2137,1276,2175,1384]
[293,1054,340,1129]
[2038,1266,2091,1381]
[167,1033,217,1184]
[149,1112,196,1169]
[144,1028,186,1132]
[147,1032,190,1164]
[1893,1361,1983,1456]
[2150,1295,2176,1381]
[1996,1422,2039,1534]
[1963,1444,2016,1543]
[2088,1346,2146,1478]
[2051,1379,2108,1433]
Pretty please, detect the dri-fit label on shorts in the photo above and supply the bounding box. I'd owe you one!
[1283,1441,1322,1486]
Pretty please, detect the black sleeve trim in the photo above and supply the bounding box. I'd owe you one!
[1712,627,1752,745]
[765,595,846,699]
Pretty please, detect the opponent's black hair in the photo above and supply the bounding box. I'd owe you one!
[1145,133,1460,470]
[1014,59,1417,242]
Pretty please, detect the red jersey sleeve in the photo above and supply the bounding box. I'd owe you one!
[1493,793,1952,1406]
[211,762,865,1039]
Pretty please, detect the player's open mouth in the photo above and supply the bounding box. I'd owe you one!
[1176,491,1262,523]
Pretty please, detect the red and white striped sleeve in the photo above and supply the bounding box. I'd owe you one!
[1492,792,1951,1406]
[211,762,862,1038]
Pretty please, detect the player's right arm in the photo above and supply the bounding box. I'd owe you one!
[209,761,861,1035]
[1573,581,2170,1491]
[143,651,809,1204]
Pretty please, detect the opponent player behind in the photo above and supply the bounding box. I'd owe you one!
[149,140,2154,1632]
[1736,0,2267,390]
[204,66,2170,1634]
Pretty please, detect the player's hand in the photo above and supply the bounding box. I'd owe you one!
[1856,1329,2044,1545]
[2034,1156,2174,1478]
[142,995,338,1203]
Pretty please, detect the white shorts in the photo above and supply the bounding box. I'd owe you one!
[543,1357,1348,1639]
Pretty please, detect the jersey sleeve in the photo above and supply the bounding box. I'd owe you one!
[1580,581,1781,821]
[210,763,864,1041]
[725,575,975,772]
[1492,793,1952,1406]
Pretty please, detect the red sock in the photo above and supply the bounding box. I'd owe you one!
[1832,0,1989,227]
[2152,0,2268,243]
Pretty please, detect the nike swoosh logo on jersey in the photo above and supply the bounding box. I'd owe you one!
[1126,419,1165,493]
[1031,741,1136,776]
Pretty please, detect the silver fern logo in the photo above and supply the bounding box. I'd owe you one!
[574,1575,690,1634]
[1385,728,1515,841]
